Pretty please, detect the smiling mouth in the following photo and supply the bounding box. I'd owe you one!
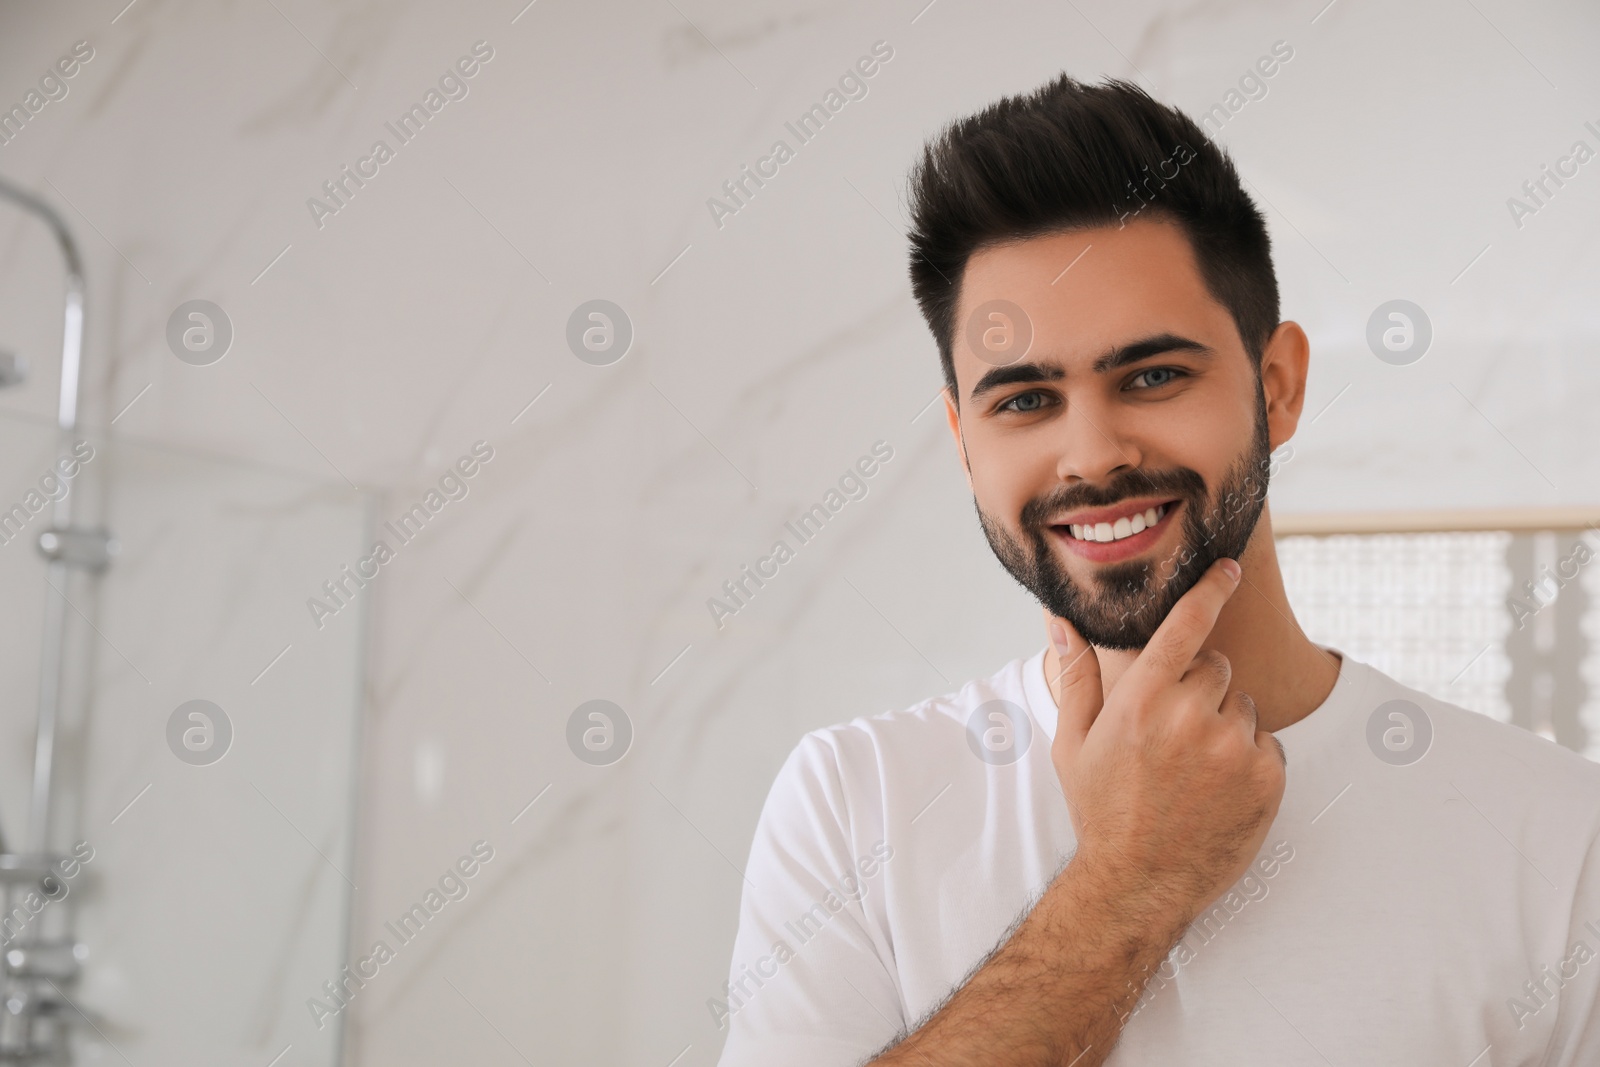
[1056,501,1172,544]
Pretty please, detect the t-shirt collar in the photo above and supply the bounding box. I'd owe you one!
[1024,642,1361,749]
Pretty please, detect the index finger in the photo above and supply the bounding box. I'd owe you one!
[1121,558,1243,696]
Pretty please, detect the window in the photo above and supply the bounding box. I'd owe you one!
[1276,518,1600,761]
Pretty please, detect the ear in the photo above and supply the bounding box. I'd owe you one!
[943,387,974,494]
[1259,320,1310,452]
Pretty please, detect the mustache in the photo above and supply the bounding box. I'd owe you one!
[1019,467,1207,528]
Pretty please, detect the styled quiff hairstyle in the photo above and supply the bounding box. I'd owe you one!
[905,74,1280,403]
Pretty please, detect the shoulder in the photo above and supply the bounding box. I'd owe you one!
[761,652,1037,826]
[1356,657,1600,820]
[791,652,1034,770]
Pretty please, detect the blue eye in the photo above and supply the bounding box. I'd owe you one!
[998,390,1052,414]
[1131,367,1185,389]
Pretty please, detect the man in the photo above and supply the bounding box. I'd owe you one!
[714,74,1600,1065]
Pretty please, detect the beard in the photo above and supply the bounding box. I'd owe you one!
[976,392,1272,651]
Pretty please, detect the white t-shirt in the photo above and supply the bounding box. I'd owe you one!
[714,645,1600,1066]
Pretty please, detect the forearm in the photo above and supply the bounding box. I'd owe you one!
[868,853,1189,1067]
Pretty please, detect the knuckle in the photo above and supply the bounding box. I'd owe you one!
[1197,730,1234,764]
[1184,649,1231,694]
[1206,718,1247,755]
[1169,601,1211,635]
[1252,746,1287,792]
[1172,702,1218,744]
[1062,670,1097,696]
[1142,636,1186,675]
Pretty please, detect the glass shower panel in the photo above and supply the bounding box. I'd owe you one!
[0,410,369,1066]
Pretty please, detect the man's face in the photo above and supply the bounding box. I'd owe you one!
[946,218,1275,651]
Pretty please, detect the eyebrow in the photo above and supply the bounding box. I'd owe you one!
[967,333,1214,404]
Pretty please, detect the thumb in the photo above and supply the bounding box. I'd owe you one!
[1046,611,1103,768]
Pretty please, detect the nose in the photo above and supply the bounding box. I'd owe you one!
[1054,397,1140,487]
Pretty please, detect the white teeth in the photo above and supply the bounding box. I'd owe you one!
[1067,503,1169,543]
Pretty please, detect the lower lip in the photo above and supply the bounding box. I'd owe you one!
[1050,502,1180,563]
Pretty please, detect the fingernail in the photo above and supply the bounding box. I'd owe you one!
[1049,620,1069,654]
[1219,558,1242,583]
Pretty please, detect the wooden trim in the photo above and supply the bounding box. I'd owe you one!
[1272,507,1600,537]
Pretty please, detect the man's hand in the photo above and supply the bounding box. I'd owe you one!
[1049,558,1288,926]
[868,558,1287,1067]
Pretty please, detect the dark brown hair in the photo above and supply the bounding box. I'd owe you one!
[905,74,1279,403]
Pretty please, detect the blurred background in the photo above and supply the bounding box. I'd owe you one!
[0,0,1596,1063]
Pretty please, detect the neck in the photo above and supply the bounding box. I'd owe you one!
[1042,507,1341,733]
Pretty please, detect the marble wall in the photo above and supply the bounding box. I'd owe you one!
[0,0,1598,1063]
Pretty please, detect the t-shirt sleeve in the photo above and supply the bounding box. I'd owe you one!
[714,730,905,1067]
